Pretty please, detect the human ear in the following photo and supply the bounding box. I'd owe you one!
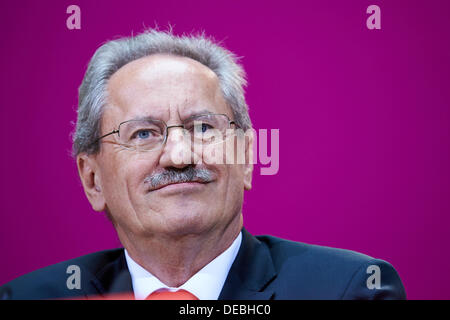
[76,153,106,212]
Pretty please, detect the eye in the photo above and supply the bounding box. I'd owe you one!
[194,123,213,133]
[138,130,150,139]
[131,129,156,140]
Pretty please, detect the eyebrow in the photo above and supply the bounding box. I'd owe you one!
[183,109,215,119]
[127,109,216,122]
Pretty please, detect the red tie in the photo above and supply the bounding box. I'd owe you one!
[146,289,199,300]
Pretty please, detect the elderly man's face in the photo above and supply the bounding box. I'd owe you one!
[78,54,252,239]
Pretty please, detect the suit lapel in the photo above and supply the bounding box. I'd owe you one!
[218,228,277,300]
[89,250,134,298]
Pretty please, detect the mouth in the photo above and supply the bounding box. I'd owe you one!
[149,180,210,193]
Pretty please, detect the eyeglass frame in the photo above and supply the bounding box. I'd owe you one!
[92,113,240,151]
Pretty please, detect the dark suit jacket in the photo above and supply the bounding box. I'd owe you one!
[0,228,406,299]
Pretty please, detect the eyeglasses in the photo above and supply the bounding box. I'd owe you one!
[95,113,239,152]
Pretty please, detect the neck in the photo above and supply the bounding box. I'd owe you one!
[117,214,243,287]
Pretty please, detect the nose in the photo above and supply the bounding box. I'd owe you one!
[158,125,201,168]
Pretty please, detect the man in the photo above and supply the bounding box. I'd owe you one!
[1,29,406,300]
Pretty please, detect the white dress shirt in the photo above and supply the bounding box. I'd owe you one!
[124,231,242,300]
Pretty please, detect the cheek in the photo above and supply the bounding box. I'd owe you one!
[201,142,229,165]
[222,165,246,215]
[99,163,128,207]
[99,153,158,208]
[217,164,245,200]
[228,165,246,190]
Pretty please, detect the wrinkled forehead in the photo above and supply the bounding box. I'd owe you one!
[103,54,229,127]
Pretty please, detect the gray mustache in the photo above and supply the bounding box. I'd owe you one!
[144,166,215,191]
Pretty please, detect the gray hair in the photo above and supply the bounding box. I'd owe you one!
[72,28,251,156]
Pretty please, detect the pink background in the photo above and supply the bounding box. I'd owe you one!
[1,0,449,299]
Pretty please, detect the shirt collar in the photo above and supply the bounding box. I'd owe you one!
[124,231,242,300]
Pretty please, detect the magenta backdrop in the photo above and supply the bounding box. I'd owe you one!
[1,0,449,300]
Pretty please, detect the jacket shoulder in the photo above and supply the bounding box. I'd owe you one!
[255,235,406,299]
[0,248,124,300]
[256,234,375,267]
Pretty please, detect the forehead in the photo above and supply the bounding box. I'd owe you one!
[104,54,229,124]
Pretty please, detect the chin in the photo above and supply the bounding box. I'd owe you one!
[135,205,214,237]
[162,211,213,236]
